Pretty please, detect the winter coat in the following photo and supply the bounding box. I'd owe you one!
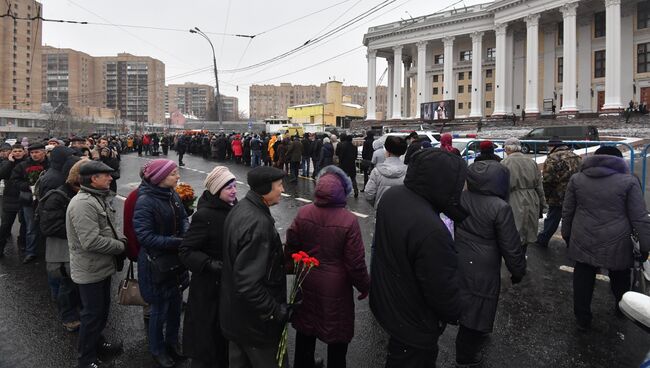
[403,139,422,165]
[311,139,323,161]
[370,148,466,350]
[274,141,287,168]
[336,140,357,176]
[474,152,502,162]
[319,143,334,169]
[11,157,49,205]
[179,190,233,362]
[501,152,546,244]
[287,166,369,344]
[0,157,24,210]
[371,139,386,166]
[39,183,76,239]
[562,155,650,270]
[455,161,526,333]
[301,138,312,158]
[134,180,189,304]
[361,135,374,161]
[286,139,303,163]
[232,139,243,157]
[542,146,581,207]
[38,146,75,198]
[66,185,126,284]
[220,190,287,347]
[364,156,406,209]
[268,136,278,160]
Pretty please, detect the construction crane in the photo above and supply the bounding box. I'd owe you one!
[377,67,388,86]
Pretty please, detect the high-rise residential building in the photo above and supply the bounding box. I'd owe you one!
[249,82,387,120]
[166,83,215,119]
[221,95,239,121]
[42,45,99,110]
[0,0,43,111]
[94,53,165,124]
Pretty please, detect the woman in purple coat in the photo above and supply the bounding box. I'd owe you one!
[286,165,370,368]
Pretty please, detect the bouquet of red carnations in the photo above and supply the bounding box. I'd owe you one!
[276,251,320,367]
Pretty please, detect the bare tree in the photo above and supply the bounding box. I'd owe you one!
[237,109,248,121]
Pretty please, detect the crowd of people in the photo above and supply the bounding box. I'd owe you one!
[0,128,649,368]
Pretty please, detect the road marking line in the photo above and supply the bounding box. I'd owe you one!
[236,181,245,185]
[281,193,290,197]
[298,175,315,181]
[559,265,610,282]
[350,211,369,219]
[115,194,126,201]
[295,197,312,203]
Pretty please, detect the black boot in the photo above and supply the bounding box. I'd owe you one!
[166,343,186,361]
[152,352,175,368]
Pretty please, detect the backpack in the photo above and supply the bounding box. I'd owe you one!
[36,188,70,238]
[123,188,141,261]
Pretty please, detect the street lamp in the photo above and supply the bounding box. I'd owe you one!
[190,27,223,127]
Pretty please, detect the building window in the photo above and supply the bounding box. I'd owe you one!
[434,54,444,64]
[458,102,464,110]
[558,22,564,45]
[468,102,472,109]
[460,50,472,61]
[486,83,493,92]
[557,57,564,83]
[486,48,495,60]
[486,101,492,108]
[458,85,464,93]
[468,84,472,91]
[458,72,464,81]
[433,74,439,83]
[639,1,650,29]
[638,43,650,73]
[594,50,606,78]
[433,87,439,95]
[594,12,606,38]
[486,69,493,78]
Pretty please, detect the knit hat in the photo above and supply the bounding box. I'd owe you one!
[479,140,494,152]
[204,166,236,195]
[143,159,177,185]
[247,166,285,195]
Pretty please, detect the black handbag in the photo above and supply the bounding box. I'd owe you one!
[147,252,184,284]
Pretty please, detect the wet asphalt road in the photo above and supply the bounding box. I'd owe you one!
[0,150,649,368]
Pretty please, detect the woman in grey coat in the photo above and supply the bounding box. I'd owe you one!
[364,136,407,209]
[562,146,650,330]
[454,160,526,366]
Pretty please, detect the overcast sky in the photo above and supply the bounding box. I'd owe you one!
[42,0,485,115]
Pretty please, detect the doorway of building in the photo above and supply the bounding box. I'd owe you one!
[597,91,605,112]
[640,87,650,105]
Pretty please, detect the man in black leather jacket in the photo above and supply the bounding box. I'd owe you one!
[220,166,290,368]
[0,144,26,257]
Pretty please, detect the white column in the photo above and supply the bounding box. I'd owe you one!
[560,3,579,113]
[603,0,623,111]
[366,50,377,120]
[443,36,455,101]
[470,31,484,118]
[525,13,541,115]
[493,23,508,116]
[392,46,403,119]
[577,17,593,112]
[387,58,394,118]
[416,41,427,115]
[404,60,411,117]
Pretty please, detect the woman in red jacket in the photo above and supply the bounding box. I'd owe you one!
[286,165,370,368]
[231,135,243,164]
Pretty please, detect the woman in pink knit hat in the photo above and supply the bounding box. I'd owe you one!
[179,166,237,368]
[133,159,190,368]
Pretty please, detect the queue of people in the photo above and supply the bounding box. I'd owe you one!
[0,127,649,368]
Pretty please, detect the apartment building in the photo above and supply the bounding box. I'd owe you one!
[0,0,42,111]
[166,82,215,119]
[221,95,239,121]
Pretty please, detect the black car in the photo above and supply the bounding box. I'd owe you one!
[519,125,599,153]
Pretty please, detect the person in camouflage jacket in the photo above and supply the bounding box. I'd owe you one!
[536,139,581,247]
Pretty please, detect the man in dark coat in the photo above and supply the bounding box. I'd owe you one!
[310,135,322,179]
[220,166,291,367]
[562,146,650,330]
[474,140,502,162]
[286,135,303,182]
[371,148,468,368]
[300,133,312,177]
[176,134,187,166]
[454,161,526,366]
[0,144,26,257]
[403,131,422,165]
[360,131,375,190]
[336,134,359,198]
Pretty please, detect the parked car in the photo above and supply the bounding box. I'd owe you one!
[453,138,505,162]
[519,125,599,153]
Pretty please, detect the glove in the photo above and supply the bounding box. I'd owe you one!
[357,290,369,300]
[635,251,649,263]
[115,253,126,272]
[511,275,523,285]
[272,300,302,324]
[205,259,223,275]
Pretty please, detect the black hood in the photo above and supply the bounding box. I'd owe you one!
[197,189,236,211]
[581,154,629,177]
[467,161,510,201]
[49,146,75,170]
[404,148,468,222]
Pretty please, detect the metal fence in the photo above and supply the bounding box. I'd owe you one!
[641,144,650,193]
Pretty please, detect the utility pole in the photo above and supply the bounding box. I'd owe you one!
[190,27,222,128]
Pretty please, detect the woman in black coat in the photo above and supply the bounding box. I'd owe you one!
[454,160,526,366]
[179,166,237,368]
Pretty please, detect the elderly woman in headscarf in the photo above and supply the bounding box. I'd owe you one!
[180,166,237,368]
[134,159,189,368]
[439,133,461,156]
[501,138,546,252]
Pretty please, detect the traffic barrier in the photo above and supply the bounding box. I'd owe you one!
[641,144,650,193]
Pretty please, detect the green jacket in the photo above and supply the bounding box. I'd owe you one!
[66,185,125,284]
[542,146,582,207]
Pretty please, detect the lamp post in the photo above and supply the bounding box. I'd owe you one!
[190,27,223,128]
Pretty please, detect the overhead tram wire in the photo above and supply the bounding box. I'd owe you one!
[252,0,352,37]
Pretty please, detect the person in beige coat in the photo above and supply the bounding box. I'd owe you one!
[501,138,546,251]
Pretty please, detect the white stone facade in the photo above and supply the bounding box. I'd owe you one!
[363,0,650,119]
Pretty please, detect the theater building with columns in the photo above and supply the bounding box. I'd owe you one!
[363,0,650,120]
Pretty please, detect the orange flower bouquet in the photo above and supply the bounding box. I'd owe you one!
[175,182,197,214]
[277,251,320,367]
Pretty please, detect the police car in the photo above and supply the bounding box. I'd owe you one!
[450,137,505,162]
